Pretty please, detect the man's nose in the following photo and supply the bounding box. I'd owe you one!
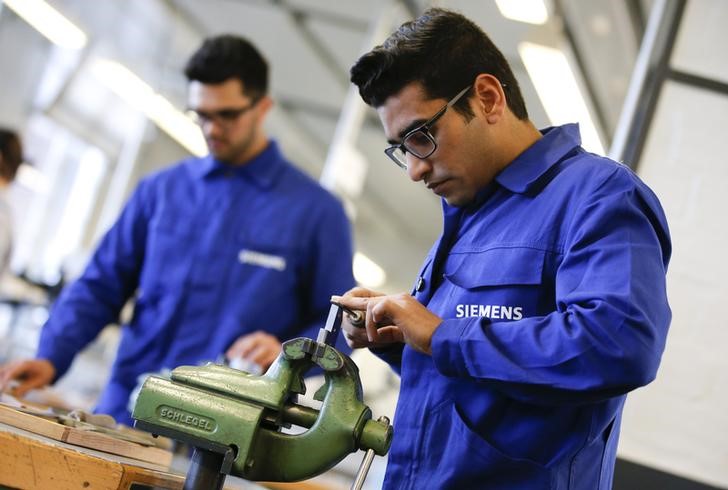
[406,155,431,182]
[203,119,225,137]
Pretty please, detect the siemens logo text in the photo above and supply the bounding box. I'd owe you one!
[456,304,523,320]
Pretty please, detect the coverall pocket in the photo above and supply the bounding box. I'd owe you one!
[441,247,548,321]
[444,247,546,288]
[417,401,552,489]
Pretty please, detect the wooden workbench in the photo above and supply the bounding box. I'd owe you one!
[0,420,184,489]
[0,421,340,490]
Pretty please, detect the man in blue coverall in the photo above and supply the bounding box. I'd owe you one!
[0,35,355,425]
[335,8,671,490]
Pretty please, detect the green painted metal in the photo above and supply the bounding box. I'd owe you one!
[132,337,392,482]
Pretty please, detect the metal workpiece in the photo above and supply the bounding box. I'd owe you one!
[132,307,392,487]
[331,300,366,328]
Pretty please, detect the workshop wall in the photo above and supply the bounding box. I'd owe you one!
[619,1,728,487]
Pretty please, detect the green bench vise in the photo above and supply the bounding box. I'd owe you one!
[132,303,392,490]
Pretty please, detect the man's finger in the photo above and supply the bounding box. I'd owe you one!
[246,344,273,365]
[365,298,387,342]
[0,364,24,391]
[332,295,371,311]
[236,333,269,356]
[244,346,263,365]
[0,367,9,391]
[339,286,379,298]
[376,326,404,344]
[12,377,45,398]
[226,338,255,359]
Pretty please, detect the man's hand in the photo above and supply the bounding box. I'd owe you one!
[0,359,56,397]
[225,331,282,371]
[333,286,443,355]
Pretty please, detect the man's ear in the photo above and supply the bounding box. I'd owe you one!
[256,95,274,117]
[473,74,506,124]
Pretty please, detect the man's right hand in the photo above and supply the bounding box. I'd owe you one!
[0,359,56,397]
[333,286,404,350]
[333,286,443,355]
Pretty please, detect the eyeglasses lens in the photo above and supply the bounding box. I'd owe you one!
[404,131,435,158]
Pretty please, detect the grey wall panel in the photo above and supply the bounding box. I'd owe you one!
[672,0,728,84]
[619,80,728,489]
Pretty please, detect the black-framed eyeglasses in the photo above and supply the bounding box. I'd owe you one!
[187,100,259,127]
[384,85,471,170]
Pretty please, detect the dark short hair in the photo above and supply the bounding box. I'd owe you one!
[184,34,268,101]
[350,8,528,120]
[0,128,22,182]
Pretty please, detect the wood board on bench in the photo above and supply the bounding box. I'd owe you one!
[0,403,172,466]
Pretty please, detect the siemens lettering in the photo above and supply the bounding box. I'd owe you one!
[456,304,523,320]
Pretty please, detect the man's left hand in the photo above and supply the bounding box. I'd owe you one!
[225,331,282,370]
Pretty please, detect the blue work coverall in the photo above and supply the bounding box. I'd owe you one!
[37,141,355,425]
[378,124,671,489]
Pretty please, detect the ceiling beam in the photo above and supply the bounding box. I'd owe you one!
[552,0,612,146]
[272,0,350,89]
[230,0,369,31]
[624,0,647,48]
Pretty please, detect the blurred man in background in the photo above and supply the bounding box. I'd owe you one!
[0,35,355,425]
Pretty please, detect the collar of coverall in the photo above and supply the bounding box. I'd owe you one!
[494,122,582,195]
[189,139,286,190]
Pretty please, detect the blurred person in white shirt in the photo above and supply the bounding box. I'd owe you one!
[0,128,23,276]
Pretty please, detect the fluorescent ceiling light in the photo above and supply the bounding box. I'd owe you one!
[4,0,87,49]
[354,252,386,289]
[91,59,207,156]
[518,42,605,155]
[495,0,549,25]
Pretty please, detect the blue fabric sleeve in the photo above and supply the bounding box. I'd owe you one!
[431,179,671,406]
[370,344,404,374]
[36,182,151,379]
[295,196,355,354]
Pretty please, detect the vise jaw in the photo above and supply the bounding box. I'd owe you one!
[132,337,392,483]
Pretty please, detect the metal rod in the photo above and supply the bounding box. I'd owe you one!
[279,403,319,428]
[668,69,728,97]
[351,415,390,490]
[351,448,376,490]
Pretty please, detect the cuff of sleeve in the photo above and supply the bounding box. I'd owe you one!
[431,317,476,377]
[36,343,72,382]
[370,343,405,369]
